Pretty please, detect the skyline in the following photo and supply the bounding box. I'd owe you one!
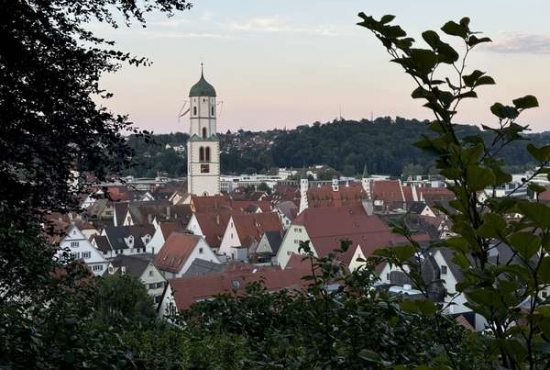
[96,0,550,133]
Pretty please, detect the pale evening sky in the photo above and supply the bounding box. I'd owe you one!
[95,0,550,133]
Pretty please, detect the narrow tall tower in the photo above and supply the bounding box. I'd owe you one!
[361,164,371,199]
[299,169,309,215]
[187,65,220,196]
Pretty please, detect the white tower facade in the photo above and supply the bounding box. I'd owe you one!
[299,177,309,214]
[187,67,220,196]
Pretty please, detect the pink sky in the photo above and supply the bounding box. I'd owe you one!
[96,0,550,133]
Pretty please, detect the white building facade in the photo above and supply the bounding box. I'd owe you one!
[186,67,220,197]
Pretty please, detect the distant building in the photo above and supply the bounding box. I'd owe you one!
[186,67,220,197]
[109,254,166,304]
[153,232,219,279]
[57,225,109,276]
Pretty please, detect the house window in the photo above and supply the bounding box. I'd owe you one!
[441,265,448,275]
[199,147,204,161]
[386,273,390,281]
[70,252,79,259]
[92,265,103,272]
[287,251,291,256]
[148,283,156,290]
[82,251,91,259]
[199,247,204,254]
[543,291,548,298]
[205,147,211,162]
[156,282,164,289]
[193,106,197,115]
[154,295,162,304]
[70,241,79,248]
[202,127,207,138]
[149,270,154,277]
[200,164,210,173]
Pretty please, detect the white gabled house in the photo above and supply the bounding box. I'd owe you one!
[153,232,220,279]
[57,225,109,276]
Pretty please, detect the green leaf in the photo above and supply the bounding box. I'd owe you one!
[517,202,550,229]
[509,232,541,259]
[477,213,506,239]
[490,103,518,120]
[422,30,440,49]
[417,299,437,315]
[441,21,468,38]
[359,349,383,363]
[529,183,547,195]
[463,70,485,88]
[476,75,495,86]
[392,245,415,261]
[380,14,396,24]
[467,35,492,47]
[540,257,550,283]
[467,166,495,191]
[399,300,419,313]
[513,95,539,110]
[526,144,550,162]
[410,48,437,72]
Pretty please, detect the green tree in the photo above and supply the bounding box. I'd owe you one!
[402,163,425,178]
[358,13,550,369]
[94,274,156,327]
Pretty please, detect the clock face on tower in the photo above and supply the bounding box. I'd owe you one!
[186,67,220,197]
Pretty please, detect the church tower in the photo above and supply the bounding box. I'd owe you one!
[299,169,309,214]
[187,66,220,196]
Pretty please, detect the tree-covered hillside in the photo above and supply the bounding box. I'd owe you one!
[124,117,550,177]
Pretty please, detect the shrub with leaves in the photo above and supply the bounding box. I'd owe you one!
[358,13,550,369]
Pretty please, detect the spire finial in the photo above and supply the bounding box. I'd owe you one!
[200,59,204,77]
[362,163,368,178]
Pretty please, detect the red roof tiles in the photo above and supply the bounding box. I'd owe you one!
[153,232,200,274]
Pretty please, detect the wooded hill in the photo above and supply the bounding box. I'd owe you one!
[123,117,550,177]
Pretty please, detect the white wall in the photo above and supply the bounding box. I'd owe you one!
[218,217,240,257]
[276,225,314,268]
[158,284,176,319]
[174,237,220,278]
[57,225,109,276]
[186,214,204,236]
[432,250,469,314]
[139,263,167,304]
[146,225,166,255]
[348,245,367,271]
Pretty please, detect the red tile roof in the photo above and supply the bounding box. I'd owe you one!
[372,180,405,204]
[307,183,367,208]
[293,205,429,265]
[191,195,233,213]
[160,222,186,240]
[169,267,309,310]
[232,213,283,249]
[193,212,236,248]
[153,232,200,274]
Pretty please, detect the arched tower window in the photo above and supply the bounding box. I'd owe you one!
[199,147,204,161]
[193,106,197,116]
[202,127,207,138]
[211,106,215,116]
[205,147,211,162]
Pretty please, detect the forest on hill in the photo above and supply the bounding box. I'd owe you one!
[123,116,550,178]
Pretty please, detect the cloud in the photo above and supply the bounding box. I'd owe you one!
[228,16,289,32]
[225,15,340,36]
[148,18,190,28]
[484,32,550,54]
[135,29,231,39]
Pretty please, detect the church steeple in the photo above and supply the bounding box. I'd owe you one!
[186,65,220,197]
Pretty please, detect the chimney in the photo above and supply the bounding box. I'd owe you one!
[121,266,126,275]
[166,206,171,220]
